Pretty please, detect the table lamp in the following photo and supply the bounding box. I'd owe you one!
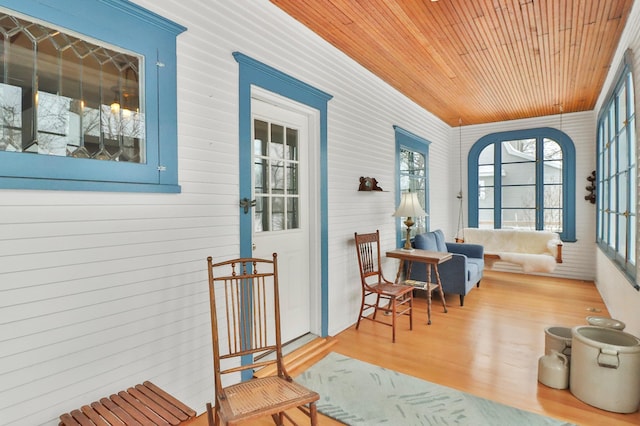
[393,192,427,251]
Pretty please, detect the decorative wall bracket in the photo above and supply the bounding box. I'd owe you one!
[585,170,596,204]
[358,177,383,191]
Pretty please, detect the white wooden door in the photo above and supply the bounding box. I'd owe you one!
[251,96,311,343]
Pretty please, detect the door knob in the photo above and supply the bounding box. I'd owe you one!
[239,198,256,214]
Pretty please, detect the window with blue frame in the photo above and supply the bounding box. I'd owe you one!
[596,51,637,286]
[468,127,576,242]
[0,0,185,192]
[394,125,429,247]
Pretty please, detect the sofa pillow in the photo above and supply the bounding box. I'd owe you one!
[414,232,439,251]
[433,229,448,252]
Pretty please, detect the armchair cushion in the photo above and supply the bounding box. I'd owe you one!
[410,229,484,306]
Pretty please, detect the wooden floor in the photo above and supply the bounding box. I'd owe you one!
[190,270,640,425]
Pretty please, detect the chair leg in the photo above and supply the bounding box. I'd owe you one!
[459,294,465,306]
[409,294,413,330]
[372,294,382,320]
[310,401,318,425]
[206,402,219,426]
[356,293,366,329]
[391,298,397,343]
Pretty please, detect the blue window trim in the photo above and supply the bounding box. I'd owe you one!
[234,52,332,377]
[468,127,576,242]
[595,51,638,288]
[0,0,186,193]
[394,125,430,248]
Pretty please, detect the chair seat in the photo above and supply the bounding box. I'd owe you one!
[219,376,319,423]
[369,282,414,296]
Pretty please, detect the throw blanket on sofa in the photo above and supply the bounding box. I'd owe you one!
[461,228,562,273]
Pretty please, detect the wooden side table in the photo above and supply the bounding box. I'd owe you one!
[386,249,450,324]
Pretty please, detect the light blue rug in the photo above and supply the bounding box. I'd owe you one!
[297,352,573,426]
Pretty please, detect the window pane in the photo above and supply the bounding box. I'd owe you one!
[287,197,298,229]
[502,185,535,208]
[502,162,535,185]
[618,128,628,170]
[286,163,298,194]
[479,186,493,208]
[544,209,562,232]
[543,139,562,161]
[286,127,298,161]
[270,124,284,158]
[502,208,535,229]
[502,139,536,157]
[254,119,268,156]
[0,12,144,162]
[544,184,563,208]
[618,213,627,259]
[617,86,627,131]
[255,197,268,232]
[478,144,494,165]
[271,196,284,231]
[254,159,266,194]
[544,160,563,184]
[270,160,284,194]
[479,209,494,228]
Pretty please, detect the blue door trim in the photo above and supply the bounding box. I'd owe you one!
[234,52,333,350]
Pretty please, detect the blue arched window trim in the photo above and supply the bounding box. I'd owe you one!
[0,0,185,192]
[394,125,430,248]
[468,127,576,242]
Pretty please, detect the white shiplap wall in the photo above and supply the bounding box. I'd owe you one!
[452,111,598,281]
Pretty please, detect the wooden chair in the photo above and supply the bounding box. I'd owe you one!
[354,230,414,342]
[205,254,319,426]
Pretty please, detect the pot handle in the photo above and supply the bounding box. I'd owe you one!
[598,347,619,369]
[552,350,568,367]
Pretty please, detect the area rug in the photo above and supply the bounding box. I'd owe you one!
[296,352,573,426]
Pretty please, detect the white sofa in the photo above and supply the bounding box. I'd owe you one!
[460,228,563,273]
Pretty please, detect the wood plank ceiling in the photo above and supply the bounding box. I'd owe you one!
[270,0,634,126]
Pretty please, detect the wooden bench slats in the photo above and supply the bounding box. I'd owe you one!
[81,404,111,426]
[135,384,189,423]
[59,382,195,426]
[90,401,126,425]
[110,394,152,425]
[118,390,170,426]
[98,397,141,426]
[128,387,181,425]
[142,381,196,418]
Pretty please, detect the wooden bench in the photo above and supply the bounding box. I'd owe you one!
[59,381,196,426]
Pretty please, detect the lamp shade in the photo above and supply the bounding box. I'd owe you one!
[393,192,427,218]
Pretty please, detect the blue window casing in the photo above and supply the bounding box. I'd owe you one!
[596,51,638,288]
[468,127,576,242]
[394,125,430,248]
[234,52,332,378]
[0,0,186,192]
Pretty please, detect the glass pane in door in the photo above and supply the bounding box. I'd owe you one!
[253,118,300,233]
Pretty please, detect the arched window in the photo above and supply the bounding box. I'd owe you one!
[468,127,576,242]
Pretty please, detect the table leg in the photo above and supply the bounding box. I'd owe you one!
[426,263,433,325]
[433,264,448,314]
[394,259,405,284]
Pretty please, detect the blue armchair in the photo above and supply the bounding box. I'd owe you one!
[409,229,484,306]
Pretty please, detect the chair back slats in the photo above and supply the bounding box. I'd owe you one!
[207,255,283,381]
[355,230,385,286]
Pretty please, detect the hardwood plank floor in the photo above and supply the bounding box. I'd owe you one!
[190,270,640,425]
